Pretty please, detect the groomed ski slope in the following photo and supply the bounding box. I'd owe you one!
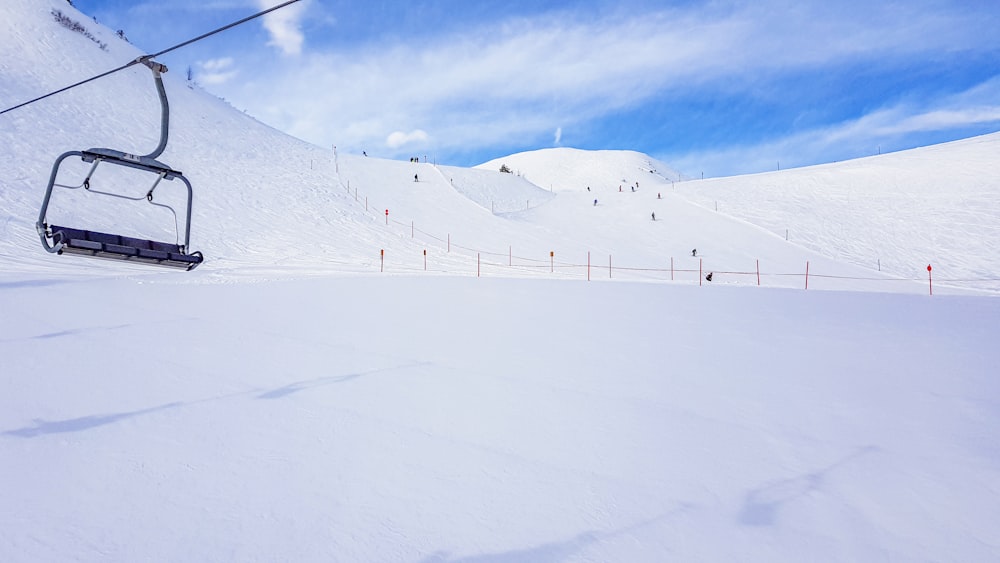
[1,1,999,561]
[479,143,1000,293]
[3,275,997,562]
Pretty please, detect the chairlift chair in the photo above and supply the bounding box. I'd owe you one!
[36,57,203,270]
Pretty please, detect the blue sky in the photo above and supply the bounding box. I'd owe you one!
[69,0,1000,177]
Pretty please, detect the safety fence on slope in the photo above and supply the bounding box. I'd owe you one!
[331,160,1000,295]
[371,247,1000,295]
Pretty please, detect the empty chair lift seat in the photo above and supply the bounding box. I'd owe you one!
[49,225,203,270]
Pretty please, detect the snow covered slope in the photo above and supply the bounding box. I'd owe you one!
[481,143,1000,293]
[4,275,998,563]
[675,134,1000,292]
[1,2,999,562]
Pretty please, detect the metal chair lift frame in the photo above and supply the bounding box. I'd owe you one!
[37,57,203,270]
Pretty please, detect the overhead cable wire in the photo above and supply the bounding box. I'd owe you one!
[0,0,302,116]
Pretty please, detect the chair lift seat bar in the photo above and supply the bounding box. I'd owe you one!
[48,225,203,269]
[120,235,152,250]
[54,226,102,251]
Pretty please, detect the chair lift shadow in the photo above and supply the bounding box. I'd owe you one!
[36,57,203,270]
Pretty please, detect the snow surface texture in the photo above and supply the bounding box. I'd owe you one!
[2,1,999,561]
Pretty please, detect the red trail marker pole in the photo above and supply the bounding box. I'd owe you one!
[385,209,389,225]
[380,249,384,273]
[423,249,427,271]
[550,251,554,273]
[587,251,591,281]
[670,257,674,281]
[756,259,760,286]
[805,261,810,290]
[927,264,933,295]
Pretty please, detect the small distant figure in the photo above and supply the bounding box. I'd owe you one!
[651,212,656,221]
[657,193,661,199]
[619,185,622,192]
[691,248,697,257]
[414,174,419,182]
[593,199,598,206]
[636,181,639,189]
[631,186,635,192]
[363,151,367,156]
[706,272,713,282]
[587,186,591,192]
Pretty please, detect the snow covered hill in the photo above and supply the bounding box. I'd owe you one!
[675,133,1000,292]
[481,141,1000,293]
[1,1,999,561]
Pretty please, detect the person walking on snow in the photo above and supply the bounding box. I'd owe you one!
[651,212,656,221]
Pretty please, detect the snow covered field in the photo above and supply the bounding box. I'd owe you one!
[2,1,999,561]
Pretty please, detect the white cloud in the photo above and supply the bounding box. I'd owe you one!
[205,1,1000,163]
[386,130,429,149]
[196,57,239,85]
[665,79,1000,178]
[256,0,308,56]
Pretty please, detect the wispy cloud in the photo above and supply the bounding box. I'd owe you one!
[256,0,308,56]
[386,129,429,149]
[197,0,1000,169]
[665,77,1000,177]
[196,57,238,85]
